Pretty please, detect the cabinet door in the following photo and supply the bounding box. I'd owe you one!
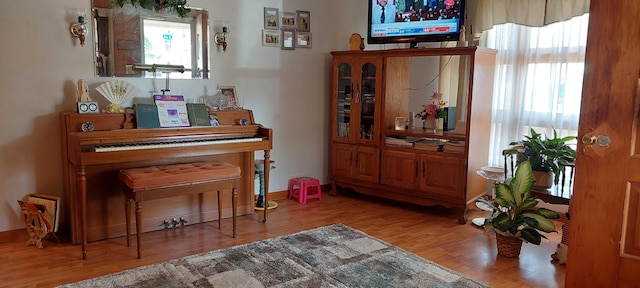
[354,146,379,183]
[333,61,354,143]
[332,56,382,144]
[332,143,354,179]
[356,60,382,144]
[381,150,416,190]
[418,154,465,198]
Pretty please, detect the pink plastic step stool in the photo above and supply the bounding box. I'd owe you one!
[288,177,322,204]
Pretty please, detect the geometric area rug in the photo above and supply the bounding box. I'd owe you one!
[57,223,490,288]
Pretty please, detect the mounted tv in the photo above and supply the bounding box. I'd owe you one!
[368,0,465,47]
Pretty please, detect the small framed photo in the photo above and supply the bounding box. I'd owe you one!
[296,32,312,48]
[219,86,238,108]
[395,117,407,130]
[262,29,280,47]
[264,7,279,30]
[281,12,296,29]
[296,10,310,32]
[281,29,295,50]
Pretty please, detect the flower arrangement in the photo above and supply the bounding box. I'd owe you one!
[415,92,447,120]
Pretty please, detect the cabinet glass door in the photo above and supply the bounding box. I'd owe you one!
[359,62,376,141]
[336,63,352,139]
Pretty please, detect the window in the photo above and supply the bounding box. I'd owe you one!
[483,14,589,164]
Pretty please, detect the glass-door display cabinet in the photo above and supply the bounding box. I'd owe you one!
[330,47,497,224]
[330,55,382,185]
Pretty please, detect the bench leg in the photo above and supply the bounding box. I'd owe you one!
[135,201,142,259]
[125,197,131,247]
[232,181,237,238]
[217,190,221,230]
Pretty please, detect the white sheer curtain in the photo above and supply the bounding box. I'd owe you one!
[482,14,589,165]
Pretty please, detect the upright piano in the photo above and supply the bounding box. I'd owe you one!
[60,110,272,259]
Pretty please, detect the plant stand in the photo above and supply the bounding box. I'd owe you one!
[496,233,523,258]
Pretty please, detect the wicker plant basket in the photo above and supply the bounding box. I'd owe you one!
[495,233,523,258]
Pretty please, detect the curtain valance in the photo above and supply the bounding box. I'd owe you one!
[467,0,590,33]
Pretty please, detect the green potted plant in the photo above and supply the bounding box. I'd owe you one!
[505,128,576,188]
[477,161,561,257]
[111,0,191,18]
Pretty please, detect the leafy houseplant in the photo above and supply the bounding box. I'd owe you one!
[111,0,191,18]
[506,128,576,187]
[477,161,560,257]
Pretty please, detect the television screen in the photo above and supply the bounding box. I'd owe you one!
[367,0,465,46]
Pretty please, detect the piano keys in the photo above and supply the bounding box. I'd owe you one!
[94,135,265,152]
[60,110,273,259]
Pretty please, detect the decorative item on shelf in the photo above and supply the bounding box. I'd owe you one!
[96,80,140,113]
[75,79,91,103]
[76,79,99,114]
[415,92,447,133]
[70,12,88,47]
[214,88,229,111]
[110,0,191,18]
[349,33,364,51]
[476,161,561,258]
[506,128,576,189]
[220,86,239,110]
[394,117,406,130]
[408,112,415,128]
[214,21,229,52]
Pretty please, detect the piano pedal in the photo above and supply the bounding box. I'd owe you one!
[179,217,188,226]
[161,219,171,229]
[171,218,180,228]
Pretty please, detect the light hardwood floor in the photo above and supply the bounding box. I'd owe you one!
[0,192,565,288]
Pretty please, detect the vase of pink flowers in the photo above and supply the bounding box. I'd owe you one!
[415,92,447,133]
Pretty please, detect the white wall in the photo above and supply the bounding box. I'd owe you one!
[0,0,376,232]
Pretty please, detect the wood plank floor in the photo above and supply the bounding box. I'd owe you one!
[0,192,565,288]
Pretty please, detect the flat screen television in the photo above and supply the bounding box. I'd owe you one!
[367,0,465,47]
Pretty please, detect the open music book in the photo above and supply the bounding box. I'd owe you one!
[153,95,190,127]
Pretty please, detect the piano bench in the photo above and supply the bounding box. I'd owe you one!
[119,161,241,259]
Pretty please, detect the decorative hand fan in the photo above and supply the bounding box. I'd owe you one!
[95,80,140,113]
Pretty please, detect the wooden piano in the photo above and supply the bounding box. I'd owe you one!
[60,110,272,259]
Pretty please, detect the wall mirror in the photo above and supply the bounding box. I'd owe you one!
[92,0,209,79]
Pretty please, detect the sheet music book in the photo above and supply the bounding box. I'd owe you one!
[134,103,161,128]
[186,103,211,126]
[153,95,190,127]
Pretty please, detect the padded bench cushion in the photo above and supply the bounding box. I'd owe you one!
[119,162,241,190]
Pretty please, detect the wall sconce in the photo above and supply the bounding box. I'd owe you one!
[70,15,88,47]
[214,21,229,52]
[132,64,185,94]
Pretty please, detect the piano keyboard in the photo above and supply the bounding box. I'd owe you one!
[94,137,264,152]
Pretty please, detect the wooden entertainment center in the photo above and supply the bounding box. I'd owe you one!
[329,46,497,223]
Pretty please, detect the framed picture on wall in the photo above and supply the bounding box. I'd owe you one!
[296,32,312,48]
[281,29,295,50]
[296,10,310,32]
[262,29,280,47]
[264,7,280,30]
[281,12,296,29]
